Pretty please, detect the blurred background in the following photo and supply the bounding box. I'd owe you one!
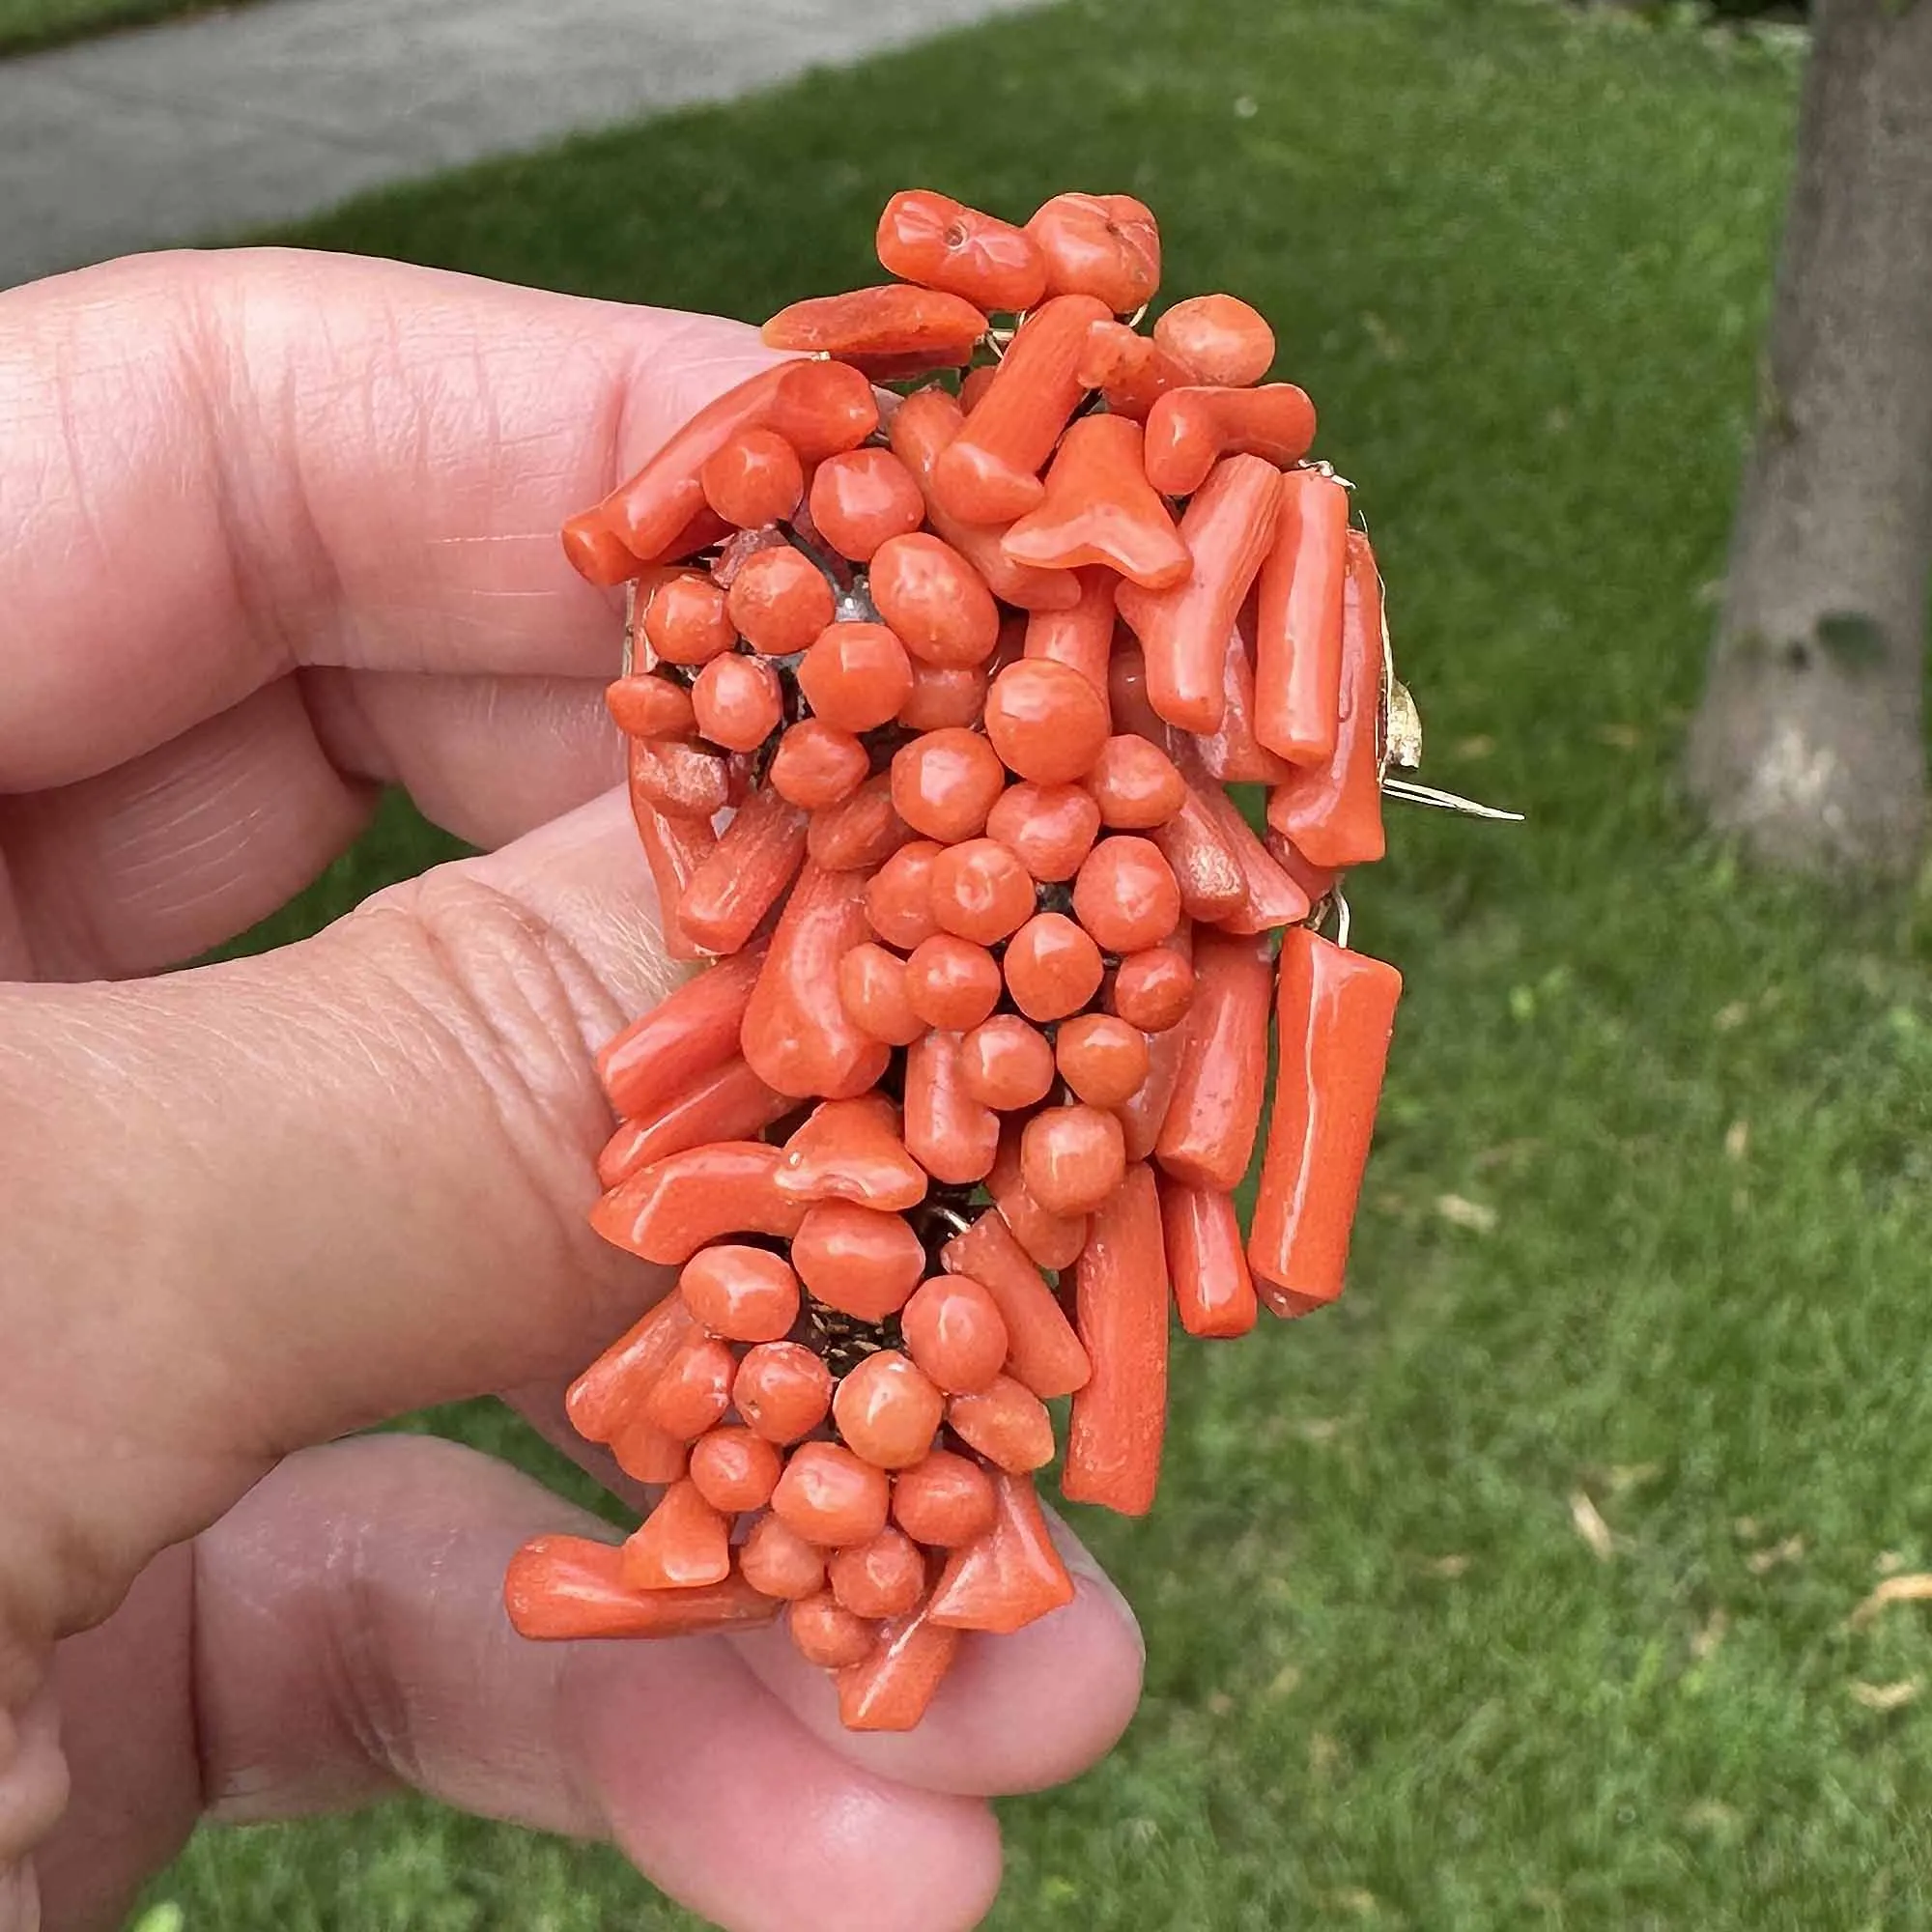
[14,0,1932,1925]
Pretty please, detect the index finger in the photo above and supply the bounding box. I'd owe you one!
[0,248,784,792]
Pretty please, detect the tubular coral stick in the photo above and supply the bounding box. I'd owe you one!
[595,1058,792,1189]
[565,1293,695,1444]
[1064,1163,1169,1517]
[740,862,894,1100]
[941,1208,1092,1398]
[837,1601,961,1731]
[1265,528,1389,868]
[590,1142,806,1264]
[1158,1180,1259,1339]
[888,385,1081,611]
[1255,467,1350,767]
[1153,929,1274,1191]
[594,945,767,1122]
[931,294,1112,525]
[1249,925,1402,1312]
[1116,454,1283,734]
[505,1538,780,1640]
[675,789,810,956]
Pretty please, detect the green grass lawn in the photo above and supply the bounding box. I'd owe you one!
[0,0,242,57]
[130,0,1932,1924]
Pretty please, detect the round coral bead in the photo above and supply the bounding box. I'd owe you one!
[792,1202,926,1321]
[725,546,836,656]
[829,1528,929,1619]
[833,1350,946,1470]
[983,658,1112,785]
[700,425,806,527]
[788,1589,877,1666]
[740,1512,828,1601]
[1111,947,1197,1033]
[809,446,925,561]
[892,1450,999,1548]
[904,934,1004,1032]
[927,838,1037,945]
[890,727,1009,842]
[643,573,736,666]
[1003,912,1104,1022]
[900,1275,1009,1394]
[733,1343,834,1444]
[865,839,945,950]
[799,621,914,732]
[1072,837,1182,953]
[986,781,1102,882]
[958,1014,1056,1111]
[773,1442,894,1548]
[691,651,782,753]
[688,1427,783,1513]
[1055,1013,1151,1109]
[1020,1104,1127,1216]
[679,1245,801,1344]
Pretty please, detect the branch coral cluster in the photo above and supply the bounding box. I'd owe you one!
[507,188,1405,1732]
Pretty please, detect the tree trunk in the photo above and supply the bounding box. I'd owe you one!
[1686,0,1932,877]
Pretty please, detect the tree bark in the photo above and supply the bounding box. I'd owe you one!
[1686,0,1932,876]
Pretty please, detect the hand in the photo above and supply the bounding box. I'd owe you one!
[0,249,1143,1932]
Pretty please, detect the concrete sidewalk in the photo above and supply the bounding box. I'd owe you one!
[0,0,1035,291]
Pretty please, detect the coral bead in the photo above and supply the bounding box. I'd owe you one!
[904,934,1004,1032]
[789,1590,878,1666]
[700,425,805,528]
[1153,293,1275,387]
[799,621,914,732]
[643,573,735,666]
[833,1350,946,1470]
[898,662,989,731]
[792,1201,926,1321]
[773,1442,894,1547]
[810,447,925,561]
[947,1375,1058,1473]
[866,840,946,949]
[1072,837,1182,953]
[983,659,1112,785]
[900,1275,1010,1394]
[890,727,1009,842]
[691,652,782,753]
[876,188,1048,312]
[678,1244,801,1344]
[1056,1013,1151,1109]
[829,1528,929,1620]
[893,1451,999,1548]
[688,1427,783,1513]
[640,1334,738,1438]
[769,719,870,810]
[985,781,1101,882]
[869,533,1001,668]
[740,1513,828,1601]
[1021,1104,1128,1216]
[733,1342,834,1444]
[1111,947,1198,1033]
[838,942,925,1046]
[726,546,836,656]
[1003,912,1104,1022]
[1025,191,1161,313]
[958,1014,1056,1111]
[927,838,1037,945]
[1085,735,1186,829]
